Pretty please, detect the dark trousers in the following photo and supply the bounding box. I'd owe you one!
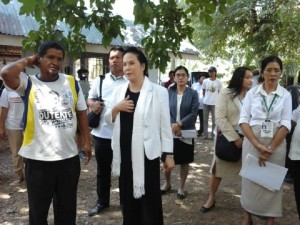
[197,109,204,135]
[94,136,112,205]
[25,156,80,225]
[291,160,300,219]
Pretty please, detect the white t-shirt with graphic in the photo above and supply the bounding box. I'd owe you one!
[11,72,87,161]
[202,78,223,105]
[0,88,24,130]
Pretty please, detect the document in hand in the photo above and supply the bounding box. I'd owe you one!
[173,130,197,138]
[181,130,197,138]
[239,154,288,191]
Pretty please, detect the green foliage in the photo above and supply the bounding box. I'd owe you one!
[192,0,300,72]
[139,0,194,70]
[185,0,230,25]
[3,0,233,71]
[133,0,233,71]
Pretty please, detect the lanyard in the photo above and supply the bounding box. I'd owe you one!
[261,93,277,119]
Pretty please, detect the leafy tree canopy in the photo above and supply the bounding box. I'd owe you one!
[2,0,233,72]
[192,0,300,72]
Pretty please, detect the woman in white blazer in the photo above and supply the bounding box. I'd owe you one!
[200,67,253,213]
[104,47,175,225]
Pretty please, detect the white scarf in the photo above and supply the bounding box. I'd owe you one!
[112,79,150,198]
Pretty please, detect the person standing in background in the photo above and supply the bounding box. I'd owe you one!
[164,70,175,88]
[288,104,300,219]
[284,85,300,184]
[87,47,128,217]
[77,67,89,82]
[77,67,90,100]
[192,74,206,136]
[76,68,90,158]
[202,66,223,139]
[0,88,24,183]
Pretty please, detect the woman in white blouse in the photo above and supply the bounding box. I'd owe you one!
[239,56,292,225]
[288,105,300,219]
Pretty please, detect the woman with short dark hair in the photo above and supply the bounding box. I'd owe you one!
[161,65,199,199]
[239,56,292,225]
[105,47,175,225]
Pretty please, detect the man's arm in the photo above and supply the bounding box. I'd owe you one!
[0,107,8,139]
[76,110,91,165]
[0,55,39,90]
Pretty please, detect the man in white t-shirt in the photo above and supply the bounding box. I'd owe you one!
[0,88,24,182]
[0,41,91,225]
[192,74,206,136]
[202,66,223,139]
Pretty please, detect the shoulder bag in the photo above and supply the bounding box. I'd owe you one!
[88,75,105,128]
[215,130,242,162]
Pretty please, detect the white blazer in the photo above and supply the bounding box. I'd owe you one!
[105,77,173,159]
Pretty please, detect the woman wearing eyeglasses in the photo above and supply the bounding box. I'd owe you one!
[161,65,199,199]
[239,56,292,225]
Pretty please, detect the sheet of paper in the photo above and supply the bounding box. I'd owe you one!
[239,154,288,191]
[173,130,197,138]
[182,130,197,138]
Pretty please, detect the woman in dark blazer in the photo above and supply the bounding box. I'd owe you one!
[161,65,199,199]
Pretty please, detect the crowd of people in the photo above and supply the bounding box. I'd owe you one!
[0,40,299,225]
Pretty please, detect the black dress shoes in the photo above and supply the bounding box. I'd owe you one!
[88,203,109,217]
[200,201,215,213]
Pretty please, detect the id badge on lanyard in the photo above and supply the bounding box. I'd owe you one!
[260,94,277,138]
[261,120,273,138]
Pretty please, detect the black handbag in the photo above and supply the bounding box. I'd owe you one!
[88,75,105,128]
[215,131,242,162]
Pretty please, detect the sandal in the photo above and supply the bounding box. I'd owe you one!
[177,192,186,199]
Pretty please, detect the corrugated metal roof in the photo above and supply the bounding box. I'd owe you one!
[0,1,199,55]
